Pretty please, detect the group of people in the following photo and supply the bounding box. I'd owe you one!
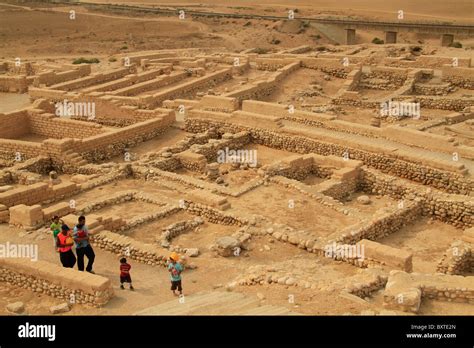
[51,216,184,296]
[51,215,95,273]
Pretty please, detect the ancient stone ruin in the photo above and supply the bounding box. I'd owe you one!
[0,3,473,317]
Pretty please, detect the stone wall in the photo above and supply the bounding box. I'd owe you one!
[331,200,423,244]
[383,270,474,313]
[361,168,473,228]
[0,258,114,307]
[0,182,79,208]
[356,239,413,272]
[184,116,473,196]
[437,238,473,275]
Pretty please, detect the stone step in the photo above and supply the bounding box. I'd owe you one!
[134,291,299,315]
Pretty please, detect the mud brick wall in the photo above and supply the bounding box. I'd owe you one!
[199,95,239,112]
[0,76,29,93]
[0,111,30,139]
[50,67,134,91]
[34,64,91,87]
[0,205,9,223]
[185,118,473,196]
[224,81,277,102]
[68,95,170,126]
[27,111,105,139]
[0,139,41,162]
[224,63,299,103]
[0,258,114,307]
[356,239,413,272]
[149,68,232,108]
[0,182,79,208]
[112,71,188,96]
[74,113,175,162]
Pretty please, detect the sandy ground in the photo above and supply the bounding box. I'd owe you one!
[1,1,473,58]
[0,93,31,113]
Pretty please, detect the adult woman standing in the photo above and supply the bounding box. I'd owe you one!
[56,224,76,268]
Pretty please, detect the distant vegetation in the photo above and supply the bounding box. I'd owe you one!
[449,41,463,48]
[108,57,117,62]
[253,48,269,54]
[72,58,100,64]
[372,37,384,45]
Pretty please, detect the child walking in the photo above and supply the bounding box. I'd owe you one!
[120,258,134,290]
[168,252,183,296]
[50,216,63,251]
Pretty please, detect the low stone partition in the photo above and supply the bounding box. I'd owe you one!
[441,66,474,89]
[91,230,169,267]
[300,57,356,78]
[185,113,473,196]
[331,200,423,244]
[143,166,263,198]
[186,189,231,210]
[356,239,413,272]
[394,95,474,112]
[268,176,357,216]
[383,270,474,313]
[160,217,204,246]
[183,201,248,226]
[343,269,388,298]
[0,258,114,307]
[175,151,207,172]
[360,66,408,89]
[361,167,473,228]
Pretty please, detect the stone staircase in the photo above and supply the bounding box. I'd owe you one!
[134,291,300,315]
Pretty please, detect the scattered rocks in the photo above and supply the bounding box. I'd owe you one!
[357,195,371,205]
[50,303,71,314]
[6,302,25,314]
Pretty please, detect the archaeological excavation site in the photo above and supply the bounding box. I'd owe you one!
[0,0,473,321]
